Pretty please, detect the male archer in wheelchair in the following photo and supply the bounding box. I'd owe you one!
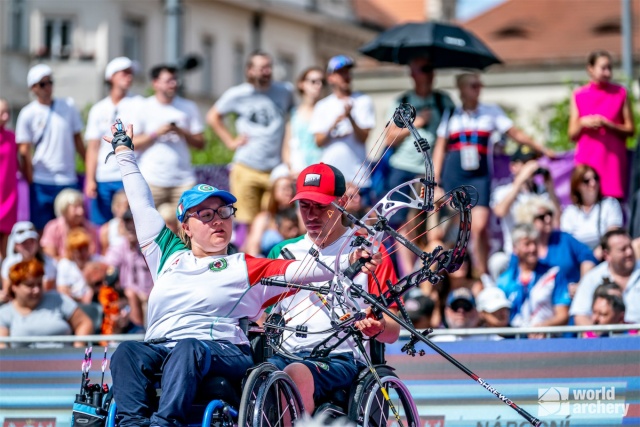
[267,163,400,414]
[103,123,381,427]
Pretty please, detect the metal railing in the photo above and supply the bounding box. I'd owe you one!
[0,324,638,346]
[399,323,640,339]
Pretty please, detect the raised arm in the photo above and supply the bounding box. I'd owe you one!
[103,124,166,247]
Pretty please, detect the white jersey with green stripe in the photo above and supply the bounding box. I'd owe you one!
[143,227,295,346]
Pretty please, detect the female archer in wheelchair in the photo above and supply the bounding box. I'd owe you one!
[102,121,380,427]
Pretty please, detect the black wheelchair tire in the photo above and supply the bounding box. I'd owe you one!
[252,371,305,427]
[348,366,420,427]
[237,363,278,427]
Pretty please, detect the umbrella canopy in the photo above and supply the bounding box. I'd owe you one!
[359,21,502,70]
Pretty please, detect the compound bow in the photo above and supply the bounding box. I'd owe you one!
[261,103,541,427]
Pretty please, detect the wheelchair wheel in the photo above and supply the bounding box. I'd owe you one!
[237,363,278,427]
[348,367,419,427]
[252,371,304,427]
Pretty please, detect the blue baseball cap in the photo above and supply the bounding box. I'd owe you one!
[176,184,237,222]
[327,55,355,74]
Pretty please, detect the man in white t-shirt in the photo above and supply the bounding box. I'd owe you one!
[84,57,143,225]
[131,64,205,208]
[310,55,376,197]
[570,229,640,325]
[491,145,561,254]
[16,64,85,231]
[207,51,294,232]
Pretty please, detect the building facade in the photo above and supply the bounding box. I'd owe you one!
[0,0,377,116]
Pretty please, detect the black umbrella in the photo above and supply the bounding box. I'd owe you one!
[359,21,501,70]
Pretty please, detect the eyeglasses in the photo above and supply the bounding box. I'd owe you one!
[450,300,474,312]
[582,175,599,184]
[419,65,434,73]
[186,205,236,223]
[305,78,325,86]
[469,83,483,89]
[534,212,553,222]
[38,80,54,88]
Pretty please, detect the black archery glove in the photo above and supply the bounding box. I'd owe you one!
[105,120,134,163]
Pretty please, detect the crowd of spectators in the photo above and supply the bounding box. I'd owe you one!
[0,48,638,347]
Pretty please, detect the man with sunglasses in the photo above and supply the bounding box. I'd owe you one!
[129,64,205,210]
[16,64,86,231]
[310,55,376,203]
[380,56,455,276]
[207,51,294,245]
[384,57,454,180]
[84,57,143,225]
[432,288,505,342]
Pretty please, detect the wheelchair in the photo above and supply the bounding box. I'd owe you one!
[239,340,420,427]
[105,326,304,427]
[105,327,418,427]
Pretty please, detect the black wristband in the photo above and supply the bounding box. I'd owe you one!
[105,120,134,163]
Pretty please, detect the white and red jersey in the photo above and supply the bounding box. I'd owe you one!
[268,230,397,361]
[143,227,319,346]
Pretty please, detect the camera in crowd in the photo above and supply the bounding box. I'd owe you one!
[534,167,550,178]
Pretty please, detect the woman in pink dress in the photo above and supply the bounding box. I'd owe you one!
[0,99,18,259]
[569,50,635,200]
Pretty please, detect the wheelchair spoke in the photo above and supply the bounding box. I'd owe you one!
[254,371,304,427]
[354,373,418,427]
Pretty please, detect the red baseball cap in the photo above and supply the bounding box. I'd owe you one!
[290,163,346,205]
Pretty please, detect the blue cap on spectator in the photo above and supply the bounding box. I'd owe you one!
[176,184,237,222]
[447,287,476,308]
[327,55,355,74]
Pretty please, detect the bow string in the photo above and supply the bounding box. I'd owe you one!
[260,103,476,360]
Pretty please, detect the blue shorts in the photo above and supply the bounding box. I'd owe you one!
[30,182,78,230]
[268,352,364,400]
[90,180,124,225]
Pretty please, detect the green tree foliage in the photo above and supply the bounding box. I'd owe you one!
[191,126,234,165]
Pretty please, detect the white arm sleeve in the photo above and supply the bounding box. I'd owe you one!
[115,150,167,246]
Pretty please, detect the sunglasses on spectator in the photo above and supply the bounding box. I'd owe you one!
[468,82,483,89]
[450,300,474,312]
[38,80,54,88]
[420,65,434,74]
[305,78,325,86]
[15,228,36,235]
[186,205,236,223]
[534,212,553,222]
[582,175,599,184]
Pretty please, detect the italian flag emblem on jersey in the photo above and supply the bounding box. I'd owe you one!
[209,258,228,272]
